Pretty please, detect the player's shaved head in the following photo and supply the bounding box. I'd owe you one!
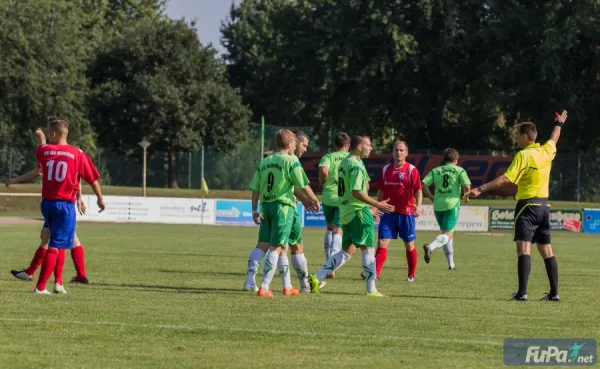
[47,116,69,135]
[275,129,296,150]
[517,122,537,142]
[334,132,350,150]
[350,134,369,151]
[294,130,310,143]
[443,148,459,163]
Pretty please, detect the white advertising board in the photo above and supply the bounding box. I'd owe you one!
[416,205,489,232]
[77,195,216,225]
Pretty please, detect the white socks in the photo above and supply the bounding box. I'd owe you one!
[316,250,351,281]
[246,248,265,286]
[443,239,455,269]
[362,248,377,293]
[331,234,342,257]
[278,254,292,290]
[260,250,279,291]
[428,234,450,252]
[291,253,310,289]
[324,230,332,261]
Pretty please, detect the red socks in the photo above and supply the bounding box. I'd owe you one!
[36,248,59,291]
[54,249,66,285]
[25,247,47,276]
[71,245,87,279]
[407,247,418,278]
[375,247,388,278]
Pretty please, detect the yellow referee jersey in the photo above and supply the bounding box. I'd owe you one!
[504,141,556,200]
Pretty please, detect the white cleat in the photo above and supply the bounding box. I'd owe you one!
[300,287,311,293]
[53,284,67,294]
[407,277,415,282]
[33,288,52,295]
[242,283,258,292]
[319,281,327,290]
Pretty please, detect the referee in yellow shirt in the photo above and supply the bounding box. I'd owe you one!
[465,110,568,302]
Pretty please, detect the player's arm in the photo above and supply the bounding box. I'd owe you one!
[422,185,434,202]
[318,166,329,186]
[294,187,318,213]
[34,128,46,146]
[466,152,520,200]
[251,190,262,224]
[350,168,394,212]
[79,153,105,212]
[5,166,42,187]
[290,161,321,212]
[549,110,568,144]
[414,189,423,216]
[421,171,434,202]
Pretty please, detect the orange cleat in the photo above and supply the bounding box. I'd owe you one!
[326,272,336,279]
[282,287,300,296]
[257,288,273,297]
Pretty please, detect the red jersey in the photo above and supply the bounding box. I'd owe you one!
[375,162,422,215]
[35,144,100,202]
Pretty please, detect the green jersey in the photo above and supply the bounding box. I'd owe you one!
[338,155,370,224]
[319,151,349,207]
[249,152,309,208]
[422,164,471,212]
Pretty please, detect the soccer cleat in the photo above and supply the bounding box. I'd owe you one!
[319,280,327,290]
[423,244,431,264]
[541,294,560,302]
[70,276,89,285]
[510,293,528,302]
[33,288,52,295]
[242,283,259,292]
[256,288,273,297]
[308,273,320,293]
[300,287,311,293]
[407,277,415,282]
[11,270,33,281]
[326,272,336,279]
[449,266,456,271]
[282,287,300,296]
[53,284,67,294]
[365,291,385,297]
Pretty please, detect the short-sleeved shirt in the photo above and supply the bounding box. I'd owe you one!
[375,162,421,215]
[35,144,100,203]
[504,141,556,200]
[338,155,370,224]
[422,164,471,212]
[249,152,309,208]
[319,151,349,207]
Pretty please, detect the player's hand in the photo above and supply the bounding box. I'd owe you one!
[415,205,422,217]
[312,200,321,213]
[301,198,318,213]
[252,211,264,225]
[376,198,395,213]
[34,128,46,145]
[464,187,481,201]
[554,110,568,124]
[4,178,15,188]
[96,198,106,213]
[77,199,87,215]
[370,206,382,222]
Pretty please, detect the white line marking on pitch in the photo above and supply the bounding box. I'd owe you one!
[0,317,502,346]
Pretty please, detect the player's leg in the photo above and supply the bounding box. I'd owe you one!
[278,246,295,293]
[323,205,334,262]
[11,225,50,281]
[244,218,270,291]
[70,234,89,284]
[511,201,535,301]
[399,214,418,281]
[441,206,459,270]
[534,204,558,301]
[328,207,343,279]
[288,209,308,292]
[257,203,295,297]
[370,212,396,279]
[423,210,452,263]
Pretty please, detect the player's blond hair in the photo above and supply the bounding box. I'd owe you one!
[275,129,296,149]
[393,140,408,151]
[47,116,69,135]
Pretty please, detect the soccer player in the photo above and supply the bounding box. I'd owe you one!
[308,135,395,296]
[250,129,320,297]
[318,132,350,279]
[32,118,105,295]
[370,140,423,281]
[6,168,90,284]
[422,148,471,270]
[465,110,568,302]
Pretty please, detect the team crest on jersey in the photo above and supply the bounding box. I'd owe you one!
[398,172,406,179]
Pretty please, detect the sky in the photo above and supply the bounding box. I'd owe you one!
[165,0,240,54]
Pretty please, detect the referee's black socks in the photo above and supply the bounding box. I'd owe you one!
[517,255,531,297]
[544,256,559,297]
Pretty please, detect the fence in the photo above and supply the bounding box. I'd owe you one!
[1,143,596,202]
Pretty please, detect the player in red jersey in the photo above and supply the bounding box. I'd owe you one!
[32,117,105,295]
[363,140,423,281]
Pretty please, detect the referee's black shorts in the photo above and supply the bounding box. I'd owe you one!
[513,198,551,244]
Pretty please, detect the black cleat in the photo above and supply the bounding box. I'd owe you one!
[11,269,33,281]
[423,244,431,264]
[69,277,89,285]
[541,293,560,302]
[510,293,528,301]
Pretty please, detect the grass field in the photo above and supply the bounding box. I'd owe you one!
[1,220,599,368]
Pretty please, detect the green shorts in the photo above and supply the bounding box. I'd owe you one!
[341,206,375,249]
[434,205,460,233]
[323,204,341,227]
[257,202,294,247]
[288,208,303,246]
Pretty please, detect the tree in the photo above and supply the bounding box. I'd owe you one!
[87,18,250,188]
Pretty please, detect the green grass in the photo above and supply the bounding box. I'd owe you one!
[1,221,599,368]
[1,183,598,213]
